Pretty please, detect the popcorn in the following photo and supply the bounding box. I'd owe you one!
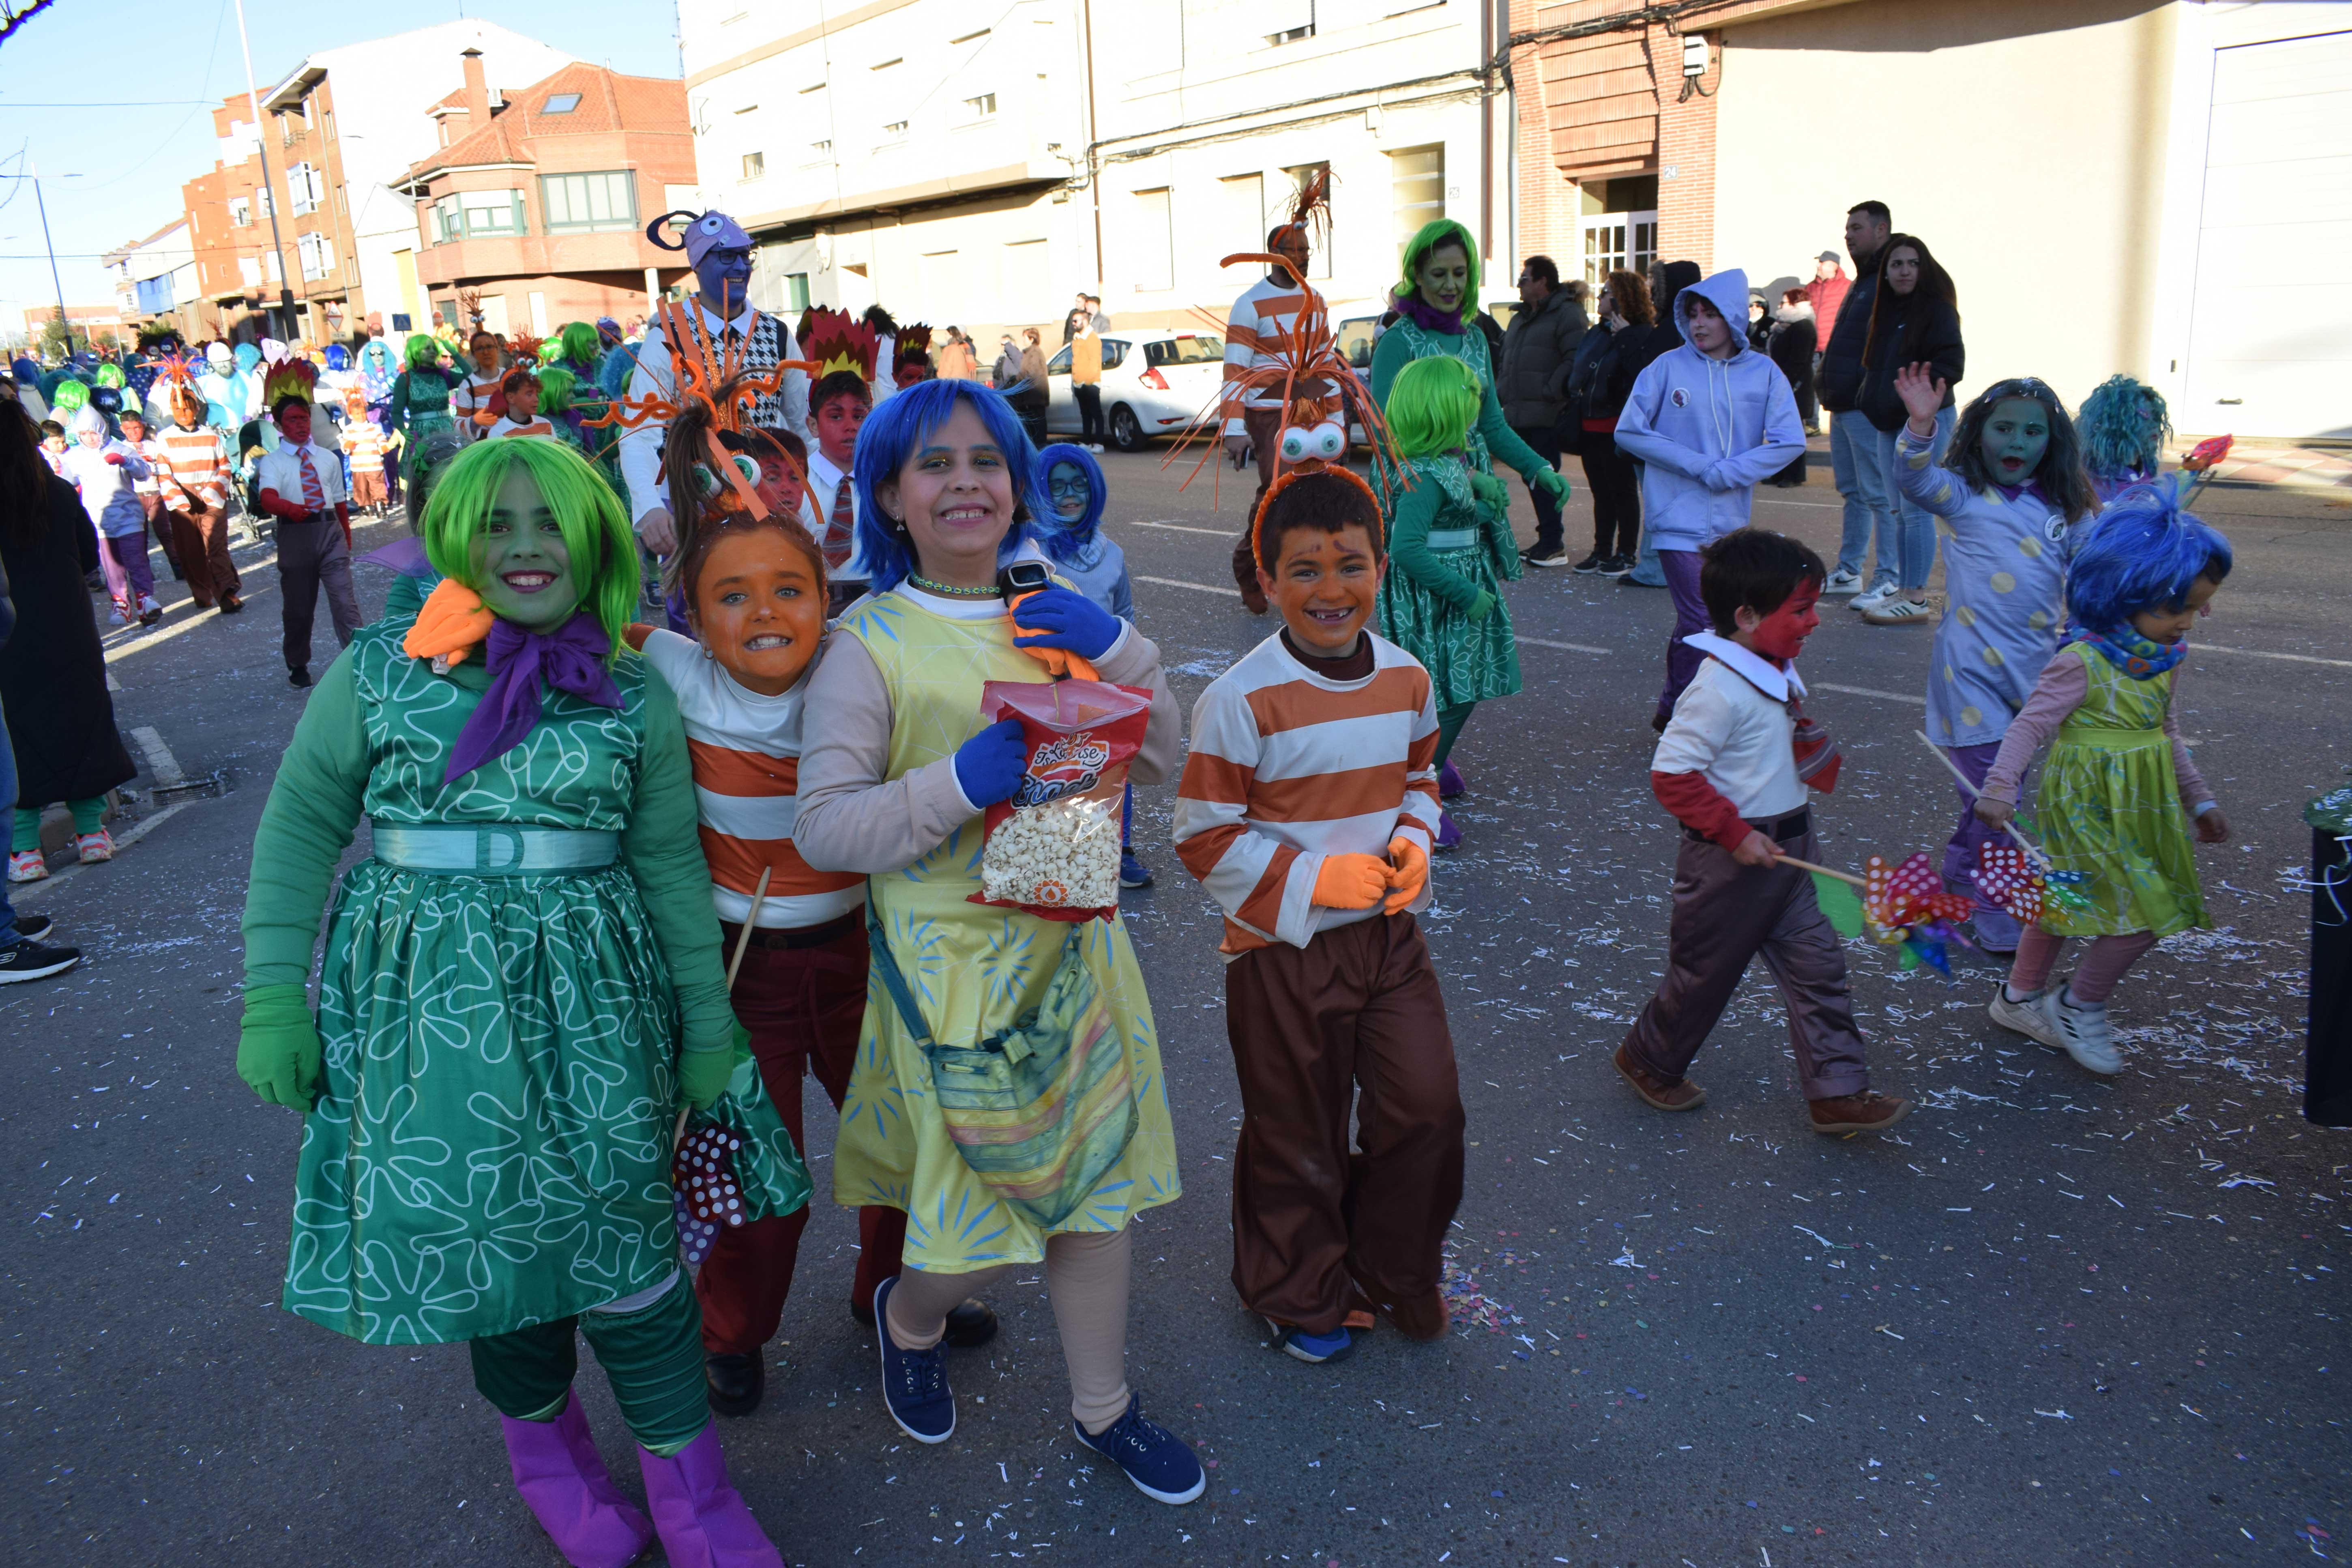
[972,677,1155,921]
[981,794,1121,911]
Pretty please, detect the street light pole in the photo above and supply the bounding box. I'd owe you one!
[232,0,297,340]
[28,151,71,353]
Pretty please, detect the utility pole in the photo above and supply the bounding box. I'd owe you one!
[232,0,297,340]
[28,151,71,354]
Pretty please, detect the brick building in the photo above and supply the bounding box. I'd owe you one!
[395,51,698,340]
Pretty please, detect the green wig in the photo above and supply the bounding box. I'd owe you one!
[1396,219,1482,330]
[537,365,576,415]
[404,333,443,372]
[1385,353,1483,461]
[418,438,638,660]
[554,321,602,369]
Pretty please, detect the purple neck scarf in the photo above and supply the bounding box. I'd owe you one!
[444,612,623,782]
[1390,290,1464,335]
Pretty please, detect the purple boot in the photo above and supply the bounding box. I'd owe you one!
[499,1391,655,1568]
[1434,808,1463,851]
[1437,758,1466,800]
[637,1423,784,1568]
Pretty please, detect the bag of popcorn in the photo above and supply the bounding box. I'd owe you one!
[970,678,1154,922]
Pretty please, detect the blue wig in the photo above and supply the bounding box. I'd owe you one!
[851,378,1045,594]
[324,343,351,372]
[2076,374,2170,483]
[1033,442,1106,564]
[2064,476,2232,633]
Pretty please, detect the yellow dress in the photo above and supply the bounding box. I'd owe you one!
[831,591,1181,1271]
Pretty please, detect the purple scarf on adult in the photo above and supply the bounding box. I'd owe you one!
[445,612,623,781]
[1390,290,1466,335]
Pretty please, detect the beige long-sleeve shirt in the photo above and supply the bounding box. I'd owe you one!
[793,590,1183,875]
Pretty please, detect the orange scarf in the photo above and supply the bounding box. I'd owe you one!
[402,578,495,667]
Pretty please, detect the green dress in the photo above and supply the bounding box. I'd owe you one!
[830,592,1182,1272]
[1368,314,1556,494]
[384,368,458,481]
[2036,644,2208,940]
[243,616,808,1346]
[1378,452,1523,707]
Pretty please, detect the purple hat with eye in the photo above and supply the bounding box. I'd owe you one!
[646,208,751,267]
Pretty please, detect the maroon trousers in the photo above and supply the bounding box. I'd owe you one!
[695,913,909,1357]
[1224,912,1464,1335]
[163,503,242,609]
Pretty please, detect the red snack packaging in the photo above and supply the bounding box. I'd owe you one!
[969,678,1153,922]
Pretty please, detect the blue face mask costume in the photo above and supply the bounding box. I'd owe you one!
[646,208,755,320]
[1032,443,1107,564]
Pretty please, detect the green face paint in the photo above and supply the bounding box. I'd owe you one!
[1979,397,2049,487]
[474,462,581,631]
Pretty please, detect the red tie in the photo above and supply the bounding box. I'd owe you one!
[296,448,325,512]
[824,471,854,572]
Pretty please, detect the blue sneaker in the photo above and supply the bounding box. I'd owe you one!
[1073,1395,1206,1504]
[873,1275,956,1444]
[1118,847,1154,889]
[1267,1319,1355,1364]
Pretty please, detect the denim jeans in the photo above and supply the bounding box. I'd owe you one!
[1829,409,1893,583]
[1874,405,1955,592]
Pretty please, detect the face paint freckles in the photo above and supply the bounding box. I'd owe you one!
[474,463,582,632]
[1980,398,2049,487]
[1743,582,1821,662]
[692,530,825,697]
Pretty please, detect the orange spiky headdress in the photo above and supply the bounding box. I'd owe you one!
[585,296,817,525]
[797,306,879,381]
[1278,164,1333,251]
[260,357,318,413]
[158,352,205,420]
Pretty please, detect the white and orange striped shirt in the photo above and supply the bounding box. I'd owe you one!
[1220,273,1345,437]
[639,628,866,929]
[155,423,229,509]
[344,418,389,473]
[486,416,560,443]
[1174,631,1441,955]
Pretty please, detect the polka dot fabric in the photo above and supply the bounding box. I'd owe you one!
[673,1121,748,1266]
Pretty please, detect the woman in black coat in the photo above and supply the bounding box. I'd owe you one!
[1549,266,1658,574]
[1854,234,1964,624]
[1765,287,1820,486]
[1,404,136,882]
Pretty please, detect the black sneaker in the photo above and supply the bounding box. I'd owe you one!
[288,666,312,689]
[0,939,82,983]
[1596,555,1635,578]
[1568,551,1607,573]
[11,913,52,942]
[704,1350,764,1418]
[1523,544,1571,569]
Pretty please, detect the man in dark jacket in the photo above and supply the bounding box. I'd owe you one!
[1817,200,1893,594]
[1498,255,1589,566]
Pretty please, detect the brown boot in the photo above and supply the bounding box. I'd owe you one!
[1614,1042,1704,1111]
[1809,1091,1910,1134]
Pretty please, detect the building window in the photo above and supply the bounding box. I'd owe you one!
[297,231,338,281]
[288,163,320,216]
[963,93,997,120]
[781,273,810,312]
[541,92,582,114]
[540,170,638,233]
[809,139,833,163]
[280,115,293,146]
[435,190,527,242]
[1282,162,1333,278]
[322,110,335,140]
[229,196,252,228]
[741,151,765,180]
[1388,145,1444,251]
[1133,188,1174,292]
[1266,24,1313,44]
[882,120,908,139]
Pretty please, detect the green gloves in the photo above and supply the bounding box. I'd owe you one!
[1469,470,1510,514]
[1467,590,1497,623]
[1532,466,1571,508]
[678,1019,752,1111]
[239,983,324,1111]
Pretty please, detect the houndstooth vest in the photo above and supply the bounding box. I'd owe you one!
[670,309,795,430]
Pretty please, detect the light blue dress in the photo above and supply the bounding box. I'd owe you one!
[1892,424,2076,748]
[1052,534,1135,624]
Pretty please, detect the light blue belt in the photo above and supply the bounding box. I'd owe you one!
[372,822,620,875]
[1423,527,1477,552]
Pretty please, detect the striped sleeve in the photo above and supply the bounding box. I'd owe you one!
[1219,292,1262,437]
[1174,677,1319,951]
[1395,671,1442,856]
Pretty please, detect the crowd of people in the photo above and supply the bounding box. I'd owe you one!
[0,186,2298,1566]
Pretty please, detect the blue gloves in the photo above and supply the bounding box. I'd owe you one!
[1010,587,1122,661]
[953,717,1029,808]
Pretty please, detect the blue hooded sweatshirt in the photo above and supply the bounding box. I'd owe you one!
[1612,267,1806,553]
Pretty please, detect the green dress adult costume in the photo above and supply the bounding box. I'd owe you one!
[384,365,460,483]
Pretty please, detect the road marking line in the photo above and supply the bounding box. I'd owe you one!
[1517,636,1611,655]
[1120,519,1235,537]
[1137,574,1240,598]
[2194,641,2352,670]
[1813,682,1927,707]
[11,801,195,903]
[129,727,187,789]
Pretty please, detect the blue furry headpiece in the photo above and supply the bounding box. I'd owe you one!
[2076,374,2170,482]
[2064,475,2232,633]
[1033,442,1106,563]
[850,378,1045,594]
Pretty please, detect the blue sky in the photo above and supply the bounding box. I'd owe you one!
[0,0,680,337]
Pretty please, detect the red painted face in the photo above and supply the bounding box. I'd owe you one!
[752,450,805,517]
[1746,581,1820,662]
[275,402,312,445]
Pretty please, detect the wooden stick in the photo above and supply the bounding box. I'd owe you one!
[1771,852,1867,888]
[724,866,773,990]
[1912,729,2055,871]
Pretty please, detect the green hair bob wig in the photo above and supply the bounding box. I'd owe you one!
[418,438,639,660]
[404,333,444,372]
[1384,353,1484,461]
[554,320,603,369]
[1396,219,1482,331]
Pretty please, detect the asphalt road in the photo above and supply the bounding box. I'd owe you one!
[4,450,2348,1567]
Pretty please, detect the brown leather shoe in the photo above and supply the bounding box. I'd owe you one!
[1809,1091,1911,1134]
[1614,1042,1704,1111]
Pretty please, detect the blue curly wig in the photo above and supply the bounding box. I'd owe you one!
[851,378,1045,594]
[1033,442,1106,563]
[2064,476,2232,633]
[2076,374,2171,483]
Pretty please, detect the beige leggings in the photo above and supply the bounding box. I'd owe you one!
[883,1225,1132,1433]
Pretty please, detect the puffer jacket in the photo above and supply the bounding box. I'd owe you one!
[1497,288,1590,429]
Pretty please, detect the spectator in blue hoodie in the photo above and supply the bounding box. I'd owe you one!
[1614,268,1807,729]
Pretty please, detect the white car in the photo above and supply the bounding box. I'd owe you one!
[1043,330,1227,450]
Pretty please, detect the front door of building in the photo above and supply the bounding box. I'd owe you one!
[1580,211,1658,292]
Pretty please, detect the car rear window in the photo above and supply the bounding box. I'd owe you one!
[1144,334,1225,367]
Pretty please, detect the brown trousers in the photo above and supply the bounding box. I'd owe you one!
[1225,912,1464,1334]
[276,515,362,674]
[138,493,182,577]
[164,503,242,608]
[351,470,388,510]
[1620,824,1872,1101]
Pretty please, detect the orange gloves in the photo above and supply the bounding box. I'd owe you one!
[403,578,494,666]
[1384,836,1429,908]
[1311,853,1391,910]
